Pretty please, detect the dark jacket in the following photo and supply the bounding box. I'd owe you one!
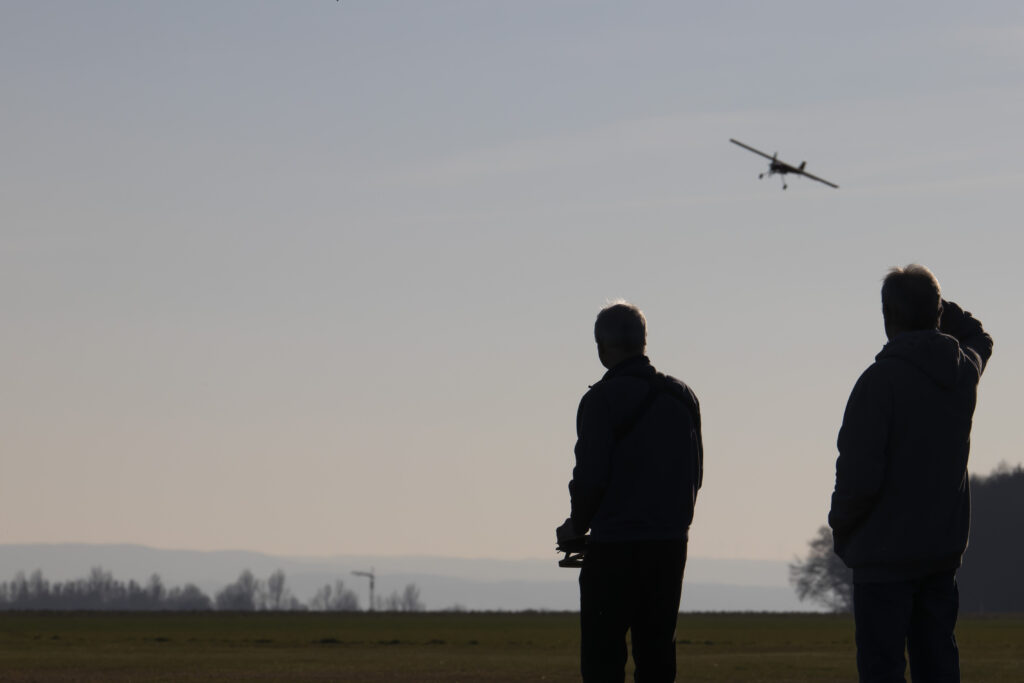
[569,356,702,543]
[829,300,993,581]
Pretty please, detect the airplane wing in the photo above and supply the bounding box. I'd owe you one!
[729,138,776,161]
[797,169,839,189]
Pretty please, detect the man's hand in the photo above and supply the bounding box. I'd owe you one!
[556,517,583,545]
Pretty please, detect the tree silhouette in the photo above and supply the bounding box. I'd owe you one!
[0,567,213,610]
[791,463,1024,614]
[0,568,427,612]
[214,570,260,611]
[263,570,304,610]
[375,583,425,612]
[401,583,424,612]
[164,583,213,610]
[959,463,1024,612]
[788,526,853,613]
[0,567,423,612]
[309,580,360,611]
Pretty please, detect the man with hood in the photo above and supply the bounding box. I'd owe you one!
[829,265,993,683]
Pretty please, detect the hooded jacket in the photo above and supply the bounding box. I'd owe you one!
[829,300,993,581]
[569,356,702,543]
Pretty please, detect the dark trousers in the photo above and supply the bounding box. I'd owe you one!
[579,539,687,683]
[853,571,960,683]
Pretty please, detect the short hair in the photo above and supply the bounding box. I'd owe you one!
[881,264,942,331]
[594,301,646,354]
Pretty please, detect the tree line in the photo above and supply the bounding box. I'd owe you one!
[790,462,1024,613]
[0,567,424,612]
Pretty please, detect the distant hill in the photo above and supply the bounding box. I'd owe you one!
[0,544,810,612]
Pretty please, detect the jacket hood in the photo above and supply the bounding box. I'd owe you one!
[876,330,966,389]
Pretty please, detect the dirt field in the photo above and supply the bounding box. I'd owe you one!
[0,611,1021,682]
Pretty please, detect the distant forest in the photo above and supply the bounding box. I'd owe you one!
[958,463,1024,613]
[791,463,1024,613]
[0,567,424,612]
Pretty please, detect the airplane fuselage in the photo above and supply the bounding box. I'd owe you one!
[769,160,806,175]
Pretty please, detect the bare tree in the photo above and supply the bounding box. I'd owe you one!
[214,569,308,611]
[165,583,213,610]
[400,583,424,612]
[376,591,401,611]
[146,574,165,604]
[375,583,424,612]
[789,526,853,613]
[215,570,260,611]
[310,580,360,611]
[264,570,289,610]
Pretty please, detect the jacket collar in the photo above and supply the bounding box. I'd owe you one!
[600,355,653,382]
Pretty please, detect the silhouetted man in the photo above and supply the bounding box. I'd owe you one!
[829,265,993,683]
[557,301,702,682]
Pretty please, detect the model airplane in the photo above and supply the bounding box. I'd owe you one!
[730,138,839,190]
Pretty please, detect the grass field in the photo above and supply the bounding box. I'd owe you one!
[0,612,1021,682]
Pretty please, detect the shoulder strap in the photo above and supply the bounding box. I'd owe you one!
[612,373,700,443]
[609,372,703,490]
[611,379,666,442]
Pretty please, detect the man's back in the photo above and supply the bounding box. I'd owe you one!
[570,356,702,543]
[830,302,992,581]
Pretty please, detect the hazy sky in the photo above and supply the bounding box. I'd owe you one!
[3,1,1022,563]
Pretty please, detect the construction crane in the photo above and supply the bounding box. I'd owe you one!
[351,568,375,611]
